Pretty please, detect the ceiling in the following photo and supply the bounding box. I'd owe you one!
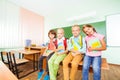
[8,0,120,26]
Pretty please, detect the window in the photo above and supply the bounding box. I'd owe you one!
[0,0,22,48]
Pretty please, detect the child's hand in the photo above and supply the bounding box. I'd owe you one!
[88,47,95,52]
[43,53,47,56]
[71,52,77,56]
[43,53,49,56]
[56,52,61,55]
[74,50,81,54]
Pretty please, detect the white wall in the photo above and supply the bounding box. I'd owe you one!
[102,47,120,64]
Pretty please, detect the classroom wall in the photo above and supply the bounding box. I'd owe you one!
[102,47,120,65]
[20,8,44,46]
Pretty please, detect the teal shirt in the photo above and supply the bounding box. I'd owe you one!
[68,35,86,54]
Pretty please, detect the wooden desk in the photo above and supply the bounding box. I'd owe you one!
[0,61,18,80]
[19,50,41,55]
[19,50,41,71]
[24,46,46,61]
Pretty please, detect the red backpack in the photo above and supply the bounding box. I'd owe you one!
[54,38,67,50]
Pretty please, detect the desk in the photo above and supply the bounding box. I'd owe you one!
[24,46,46,60]
[25,46,46,51]
[18,50,41,71]
[0,61,18,80]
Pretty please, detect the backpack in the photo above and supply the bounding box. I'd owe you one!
[54,38,67,50]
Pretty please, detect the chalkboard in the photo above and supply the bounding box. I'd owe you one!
[54,21,106,39]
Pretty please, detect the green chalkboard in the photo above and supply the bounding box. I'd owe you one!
[54,21,106,39]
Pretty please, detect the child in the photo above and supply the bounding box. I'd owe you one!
[63,25,86,80]
[38,30,56,80]
[48,28,68,80]
[82,24,106,80]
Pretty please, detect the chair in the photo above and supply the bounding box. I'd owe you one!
[0,51,13,71]
[9,50,29,79]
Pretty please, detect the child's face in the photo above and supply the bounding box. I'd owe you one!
[83,27,94,36]
[57,29,64,39]
[72,26,80,37]
[49,33,55,39]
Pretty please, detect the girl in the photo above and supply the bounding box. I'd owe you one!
[82,24,106,80]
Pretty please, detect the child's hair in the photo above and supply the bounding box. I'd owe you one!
[72,24,80,30]
[82,24,96,33]
[48,30,56,38]
[57,28,64,33]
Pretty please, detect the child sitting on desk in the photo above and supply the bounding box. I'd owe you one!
[63,25,86,80]
[38,30,56,80]
[48,28,68,80]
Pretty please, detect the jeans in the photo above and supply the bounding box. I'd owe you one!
[39,53,54,72]
[82,55,101,80]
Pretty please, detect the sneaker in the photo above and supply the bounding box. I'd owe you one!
[37,70,44,80]
[44,74,50,80]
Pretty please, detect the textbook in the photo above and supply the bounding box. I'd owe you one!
[88,38,101,53]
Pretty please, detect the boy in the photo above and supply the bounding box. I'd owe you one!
[38,30,56,80]
[63,25,86,80]
[48,28,68,80]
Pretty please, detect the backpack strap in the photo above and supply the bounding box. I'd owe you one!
[79,35,83,48]
[63,38,67,50]
[54,39,58,48]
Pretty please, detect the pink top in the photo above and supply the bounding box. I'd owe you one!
[85,32,104,56]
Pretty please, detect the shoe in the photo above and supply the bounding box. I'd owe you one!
[37,70,44,80]
[44,74,50,80]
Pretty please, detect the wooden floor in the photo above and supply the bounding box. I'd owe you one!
[19,64,120,80]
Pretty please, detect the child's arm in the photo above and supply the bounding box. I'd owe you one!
[74,37,86,54]
[55,47,64,52]
[45,45,56,56]
[68,38,75,53]
[57,47,68,55]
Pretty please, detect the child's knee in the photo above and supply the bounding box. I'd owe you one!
[54,60,60,65]
[48,59,53,64]
[71,62,78,68]
[63,59,69,65]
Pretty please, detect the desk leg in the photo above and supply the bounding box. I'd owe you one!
[33,54,35,71]
[36,53,39,70]
[19,53,21,59]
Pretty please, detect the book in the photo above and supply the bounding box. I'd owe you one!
[88,38,101,53]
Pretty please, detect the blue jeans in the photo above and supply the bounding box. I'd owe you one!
[82,55,101,80]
